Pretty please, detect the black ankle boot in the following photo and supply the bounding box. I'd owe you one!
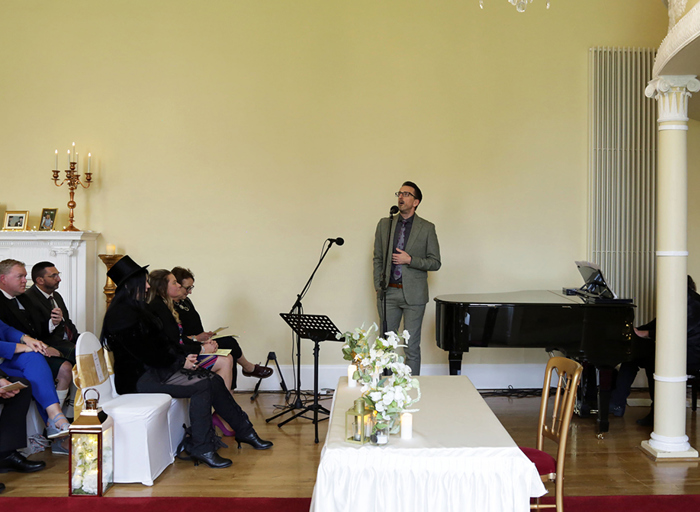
[191,451,232,468]
[235,431,273,450]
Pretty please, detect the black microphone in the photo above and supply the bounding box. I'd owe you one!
[328,237,345,246]
[389,205,399,216]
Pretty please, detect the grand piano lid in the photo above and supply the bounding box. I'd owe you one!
[434,290,585,305]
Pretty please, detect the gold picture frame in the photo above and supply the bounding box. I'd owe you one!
[39,208,58,231]
[3,211,29,231]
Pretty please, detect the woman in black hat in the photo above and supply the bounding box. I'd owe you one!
[101,256,272,469]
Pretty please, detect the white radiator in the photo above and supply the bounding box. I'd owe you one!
[588,47,657,324]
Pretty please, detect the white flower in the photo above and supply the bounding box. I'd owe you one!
[369,391,382,402]
[402,329,411,342]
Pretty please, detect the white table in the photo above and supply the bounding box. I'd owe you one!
[310,376,546,512]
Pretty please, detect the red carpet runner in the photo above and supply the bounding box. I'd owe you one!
[2,495,700,511]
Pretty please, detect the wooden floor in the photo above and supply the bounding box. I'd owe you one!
[2,389,700,497]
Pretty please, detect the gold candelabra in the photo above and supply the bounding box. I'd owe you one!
[52,144,93,231]
[98,254,124,306]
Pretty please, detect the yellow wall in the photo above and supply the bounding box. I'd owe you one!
[0,1,671,369]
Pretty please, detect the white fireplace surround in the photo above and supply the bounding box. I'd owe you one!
[0,231,100,334]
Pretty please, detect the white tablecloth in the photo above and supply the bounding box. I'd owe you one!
[310,376,546,512]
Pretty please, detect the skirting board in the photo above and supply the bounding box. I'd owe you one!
[236,363,548,392]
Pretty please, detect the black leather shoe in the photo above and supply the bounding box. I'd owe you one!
[0,482,5,493]
[242,364,273,379]
[636,412,654,427]
[191,451,232,469]
[0,452,46,473]
[236,431,273,450]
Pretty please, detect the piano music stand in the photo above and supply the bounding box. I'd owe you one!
[267,313,341,443]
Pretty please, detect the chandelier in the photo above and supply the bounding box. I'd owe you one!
[480,0,551,12]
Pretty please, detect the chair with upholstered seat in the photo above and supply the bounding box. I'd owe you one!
[74,332,181,486]
[520,357,583,512]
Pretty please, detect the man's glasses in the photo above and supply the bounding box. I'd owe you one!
[395,191,415,198]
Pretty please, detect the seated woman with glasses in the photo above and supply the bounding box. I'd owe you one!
[146,269,237,393]
[171,266,273,390]
[102,256,272,469]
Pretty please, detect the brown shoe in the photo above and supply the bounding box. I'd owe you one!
[242,364,273,379]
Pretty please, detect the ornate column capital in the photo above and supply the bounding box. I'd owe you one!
[645,75,700,123]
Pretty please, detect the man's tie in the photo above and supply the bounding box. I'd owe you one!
[50,295,73,341]
[392,219,407,282]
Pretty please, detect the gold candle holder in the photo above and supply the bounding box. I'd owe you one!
[52,148,93,232]
[98,254,124,306]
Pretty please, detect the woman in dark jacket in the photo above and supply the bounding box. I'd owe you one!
[146,269,236,392]
[101,256,272,469]
[171,266,272,390]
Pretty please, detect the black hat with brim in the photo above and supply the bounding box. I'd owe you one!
[107,255,149,288]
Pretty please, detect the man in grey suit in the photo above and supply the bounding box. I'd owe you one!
[373,181,441,375]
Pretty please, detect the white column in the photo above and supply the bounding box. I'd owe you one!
[642,75,700,459]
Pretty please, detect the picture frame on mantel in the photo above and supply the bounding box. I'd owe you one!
[39,208,58,231]
[3,210,29,231]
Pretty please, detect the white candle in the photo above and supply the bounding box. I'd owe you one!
[106,244,116,255]
[347,364,357,387]
[401,412,413,440]
[87,153,91,173]
[67,150,71,166]
[71,142,76,161]
[376,430,388,445]
[54,149,58,170]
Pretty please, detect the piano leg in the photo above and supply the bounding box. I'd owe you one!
[448,351,463,375]
[596,367,614,436]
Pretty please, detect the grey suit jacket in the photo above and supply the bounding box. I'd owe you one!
[373,213,441,305]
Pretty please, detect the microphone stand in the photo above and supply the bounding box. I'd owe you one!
[268,239,338,417]
[380,209,397,335]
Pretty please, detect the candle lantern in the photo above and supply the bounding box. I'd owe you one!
[345,398,371,445]
[69,389,114,496]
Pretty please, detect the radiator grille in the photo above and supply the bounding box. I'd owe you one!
[588,47,657,323]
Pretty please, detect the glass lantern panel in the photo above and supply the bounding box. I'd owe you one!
[102,426,114,491]
[71,433,100,495]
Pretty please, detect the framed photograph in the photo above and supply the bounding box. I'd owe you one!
[39,208,58,231]
[3,211,29,231]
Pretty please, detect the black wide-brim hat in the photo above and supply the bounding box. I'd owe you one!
[107,255,149,288]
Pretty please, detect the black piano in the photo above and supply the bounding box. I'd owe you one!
[434,289,635,434]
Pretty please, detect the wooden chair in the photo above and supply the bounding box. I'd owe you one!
[520,357,583,512]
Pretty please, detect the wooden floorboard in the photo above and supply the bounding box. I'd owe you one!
[2,389,699,497]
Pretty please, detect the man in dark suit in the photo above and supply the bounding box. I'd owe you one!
[0,259,73,413]
[373,181,441,375]
[26,261,78,362]
[0,370,46,491]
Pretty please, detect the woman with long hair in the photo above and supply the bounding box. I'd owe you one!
[101,256,272,469]
[171,266,272,390]
[146,269,236,392]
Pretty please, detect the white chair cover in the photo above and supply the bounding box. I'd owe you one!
[74,332,174,486]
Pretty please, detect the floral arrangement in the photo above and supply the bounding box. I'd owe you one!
[70,434,112,495]
[338,323,420,434]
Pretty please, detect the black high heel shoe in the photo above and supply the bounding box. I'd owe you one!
[190,451,232,468]
[236,431,273,450]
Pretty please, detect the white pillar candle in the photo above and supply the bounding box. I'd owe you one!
[347,364,357,387]
[71,142,76,161]
[87,153,91,173]
[106,244,116,255]
[401,412,413,440]
[376,430,388,445]
[54,149,58,170]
